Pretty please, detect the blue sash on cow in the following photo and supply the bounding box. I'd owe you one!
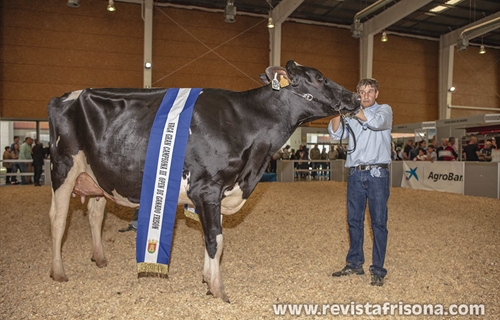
[136,88,202,276]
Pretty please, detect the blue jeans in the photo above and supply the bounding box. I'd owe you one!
[345,167,390,277]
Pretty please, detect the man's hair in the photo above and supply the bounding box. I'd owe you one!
[4,146,9,151]
[356,78,379,92]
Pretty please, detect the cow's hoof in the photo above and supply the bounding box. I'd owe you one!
[50,273,68,282]
[90,256,108,268]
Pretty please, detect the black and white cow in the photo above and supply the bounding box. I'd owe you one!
[48,60,360,302]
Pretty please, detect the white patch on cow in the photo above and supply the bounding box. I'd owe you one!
[69,151,138,208]
[178,172,193,206]
[63,90,83,102]
[176,172,244,215]
[55,136,60,148]
[221,184,245,215]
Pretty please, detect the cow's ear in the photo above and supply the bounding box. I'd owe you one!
[265,66,291,87]
[259,73,270,85]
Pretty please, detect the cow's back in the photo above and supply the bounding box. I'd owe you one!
[48,88,168,203]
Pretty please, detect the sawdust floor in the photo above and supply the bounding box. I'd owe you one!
[1,182,499,319]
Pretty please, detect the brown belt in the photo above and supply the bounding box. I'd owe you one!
[350,164,389,171]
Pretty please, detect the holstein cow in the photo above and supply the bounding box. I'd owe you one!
[48,60,360,302]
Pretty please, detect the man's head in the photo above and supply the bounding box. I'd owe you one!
[4,146,10,152]
[13,136,19,143]
[427,145,435,153]
[407,139,414,146]
[420,140,427,148]
[449,137,456,145]
[441,138,448,147]
[356,78,379,109]
[25,137,34,145]
[469,136,477,144]
[484,141,492,149]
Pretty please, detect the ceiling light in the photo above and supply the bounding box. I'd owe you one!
[267,16,274,29]
[224,0,236,23]
[381,31,388,42]
[67,0,80,8]
[479,45,486,54]
[445,0,464,5]
[107,0,116,12]
[145,62,152,69]
[429,5,448,13]
[448,86,455,92]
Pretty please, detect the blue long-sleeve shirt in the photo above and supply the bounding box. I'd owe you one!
[328,102,393,168]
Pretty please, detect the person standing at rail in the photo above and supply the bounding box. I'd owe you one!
[328,78,393,287]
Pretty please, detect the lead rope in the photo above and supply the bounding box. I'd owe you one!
[339,113,357,154]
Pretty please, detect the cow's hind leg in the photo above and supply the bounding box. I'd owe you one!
[87,197,108,268]
[49,184,74,281]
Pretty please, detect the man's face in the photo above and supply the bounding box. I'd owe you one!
[485,141,492,149]
[358,85,378,108]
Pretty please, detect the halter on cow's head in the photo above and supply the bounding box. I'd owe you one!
[261,60,361,117]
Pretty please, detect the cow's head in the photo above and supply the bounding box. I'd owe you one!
[262,60,360,117]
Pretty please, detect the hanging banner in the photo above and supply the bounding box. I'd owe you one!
[401,161,464,194]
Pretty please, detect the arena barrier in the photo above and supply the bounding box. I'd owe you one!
[0,159,51,186]
[277,160,500,199]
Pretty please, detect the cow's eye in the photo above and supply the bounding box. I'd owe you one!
[316,76,324,82]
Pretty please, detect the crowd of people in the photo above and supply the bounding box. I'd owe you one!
[394,135,500,162]
[268,143,347,178]
[2,135,49,186]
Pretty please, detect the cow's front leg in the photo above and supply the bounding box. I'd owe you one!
[197,200,228,302]
[87,197,108,268]
[203,233,226,301]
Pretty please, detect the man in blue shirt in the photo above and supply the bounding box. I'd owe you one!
[328,78,392,286]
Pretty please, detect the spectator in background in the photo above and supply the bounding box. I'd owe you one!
[309,144,321,179]
[463,136,480,161]
[403,140,414,160]
[437,138,448,161]
[10,143,21,184]
[32,139,46,186]
[426,145,437,162]
[479,140,493,162]
[490,136,500,162]
[19,137,34,185]
[3,146,13,185]
[408,141,422,160]
[328,144,338,160]
[282,145,291,160]
[449,137,459,159]
[414,148,427,161]
[10,136,19,153]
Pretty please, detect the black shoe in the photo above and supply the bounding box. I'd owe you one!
[34,183,42,186]
[118,224,137,233]
[332,265,365,277]
[370,274,384,286]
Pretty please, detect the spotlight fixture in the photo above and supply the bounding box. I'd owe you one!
[67,0,80,8]
[224,0,236,23]
[267,16,274,29]
[448,86,456,92]
[107,0,116,12]
[381,31,388,42]
[479,45,486,54]
[145,62,152,69]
